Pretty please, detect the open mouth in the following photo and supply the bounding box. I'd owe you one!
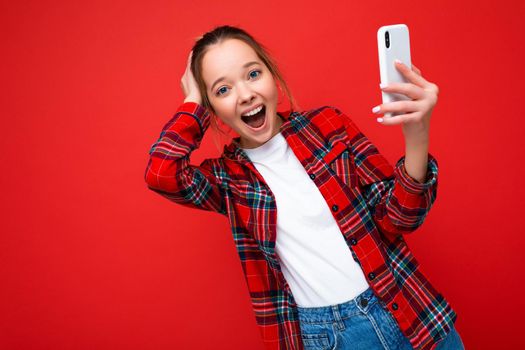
[241,105,266,129]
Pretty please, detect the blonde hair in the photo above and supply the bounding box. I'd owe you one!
[190,25,299,152]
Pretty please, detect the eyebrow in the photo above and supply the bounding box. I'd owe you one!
[210,61,261,92]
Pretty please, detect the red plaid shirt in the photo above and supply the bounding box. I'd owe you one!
[144,101,458,350]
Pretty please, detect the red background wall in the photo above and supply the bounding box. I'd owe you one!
[2,0,524,349]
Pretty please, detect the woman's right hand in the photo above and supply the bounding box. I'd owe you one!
[180,50,202,105]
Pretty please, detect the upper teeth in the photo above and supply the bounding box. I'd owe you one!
[242,105,263,117]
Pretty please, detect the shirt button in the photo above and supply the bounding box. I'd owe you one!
[309,173,316,180]
[368,272,376,280]
[331,204,339,212]
[392,303,399,311]
[350,238,357,245]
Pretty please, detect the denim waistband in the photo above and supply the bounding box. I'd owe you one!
[296,287,378,324]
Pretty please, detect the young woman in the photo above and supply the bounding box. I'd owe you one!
[144,25,465,350]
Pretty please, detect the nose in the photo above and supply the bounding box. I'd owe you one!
[237,82,256,105]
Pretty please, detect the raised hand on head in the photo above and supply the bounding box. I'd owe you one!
[180,50,202,105]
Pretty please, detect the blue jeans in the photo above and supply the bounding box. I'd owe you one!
[296,287,464,350]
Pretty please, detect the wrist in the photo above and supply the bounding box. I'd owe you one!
[402,120,429,141]
[184,96,202,105]
[404,126,429,146]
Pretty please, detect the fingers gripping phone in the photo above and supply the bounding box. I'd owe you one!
[377,24,412,118]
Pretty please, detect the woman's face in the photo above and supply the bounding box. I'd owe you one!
[201,38,282,149]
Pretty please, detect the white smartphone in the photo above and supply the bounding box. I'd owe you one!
[377,24,412,118]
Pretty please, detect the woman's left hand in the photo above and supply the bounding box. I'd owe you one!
[372,60,439,140]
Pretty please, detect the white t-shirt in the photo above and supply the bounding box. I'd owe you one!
[242,132,370,307]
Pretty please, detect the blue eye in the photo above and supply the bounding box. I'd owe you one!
[249,70,261,78]
[216,86,228,96]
